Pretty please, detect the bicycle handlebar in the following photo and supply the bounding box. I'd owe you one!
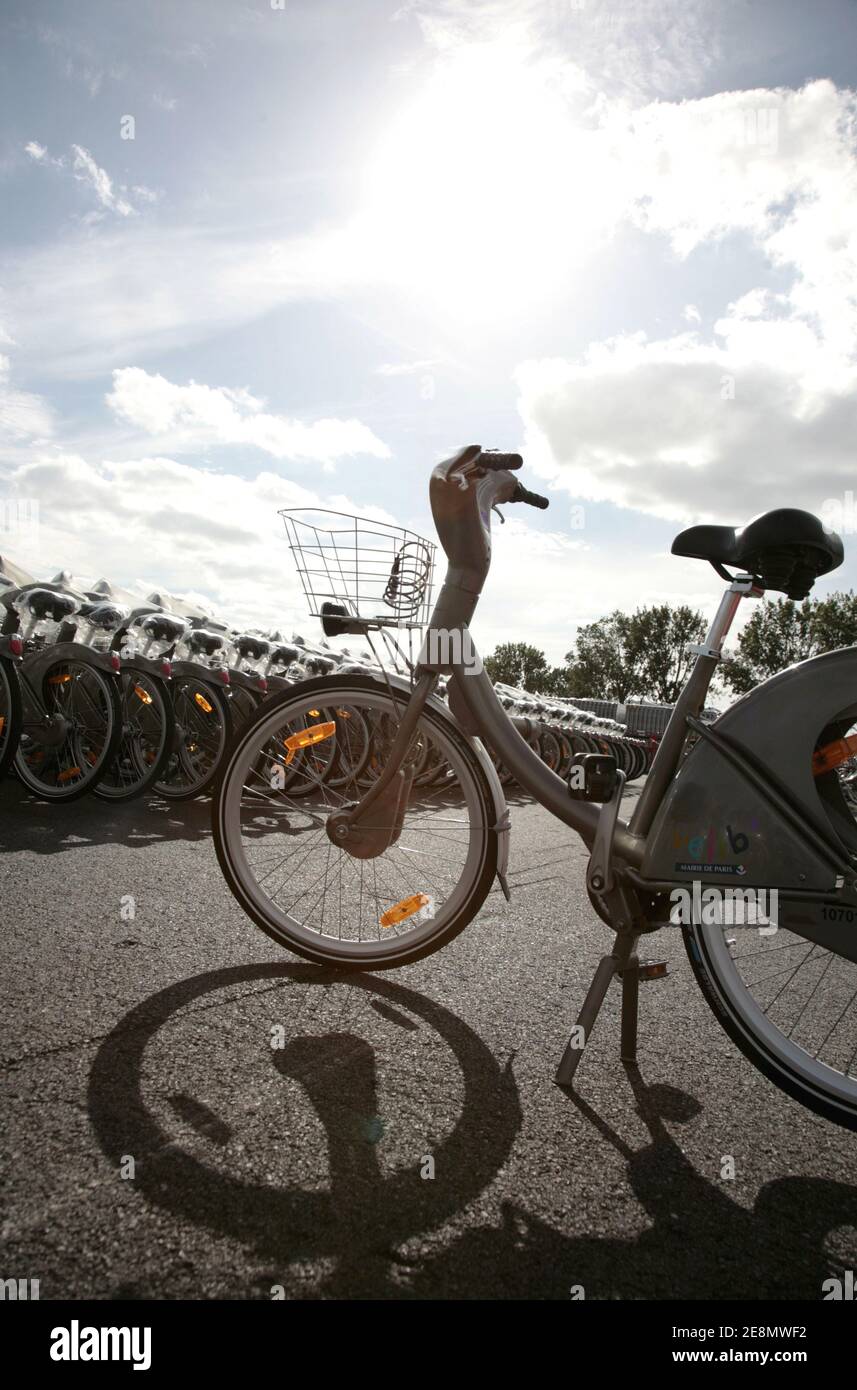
[511,482,550,510]
[429,444,550,623]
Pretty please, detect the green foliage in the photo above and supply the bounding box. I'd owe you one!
[563,604,707,703]
[721,591,857,693]
[482,641,549,691]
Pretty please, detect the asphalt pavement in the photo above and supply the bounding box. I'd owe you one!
[1,775,856,1300]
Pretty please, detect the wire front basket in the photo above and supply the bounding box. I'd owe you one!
[280,508,436,629]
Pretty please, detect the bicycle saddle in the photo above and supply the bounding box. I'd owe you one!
[234,634,271,661]
[672,508,844,598]
[20,587,79,621]
[305,655,336,675]
[79,601,127,629]
[139,613,186,644]
[187,629,225,656]
[268,643,300,667]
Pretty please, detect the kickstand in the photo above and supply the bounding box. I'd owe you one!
[555,930,640,1087]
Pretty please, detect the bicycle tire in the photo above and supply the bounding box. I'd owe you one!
[0,655,22,780]
[93,671,176,802]
[155,676,232,800]
[213,676,498,970]
[683,922,857,1132]
[14,657,121,802]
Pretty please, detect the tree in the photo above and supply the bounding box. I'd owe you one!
[721,591,857,694]
[483,641,549,690]
[564,604,706,703]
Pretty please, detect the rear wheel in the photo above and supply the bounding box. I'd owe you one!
[683,705,857,1131]
[213,677,498,969]
[684,918,857,1131]
[15,658,121,801]
[93,671,175,802]
[155,676,232,800]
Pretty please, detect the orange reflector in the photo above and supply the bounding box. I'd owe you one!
[0,717,4,736]
[57,767,81,782]
[336,708,351,719]
[379,893,430,929]
[134,684,153,705]
[48,673,72,684]
[283,720,335,765]
[194,692,213,714]
[812,733,857,776]
[308,708,321,717]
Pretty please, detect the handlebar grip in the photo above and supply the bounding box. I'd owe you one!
[479,450,523,472]
[511,482,550,509]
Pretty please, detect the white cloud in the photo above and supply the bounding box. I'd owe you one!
[0,354,54,442]
[0,451,323,633]
[106,367,391,467]
[376,360,440,376]
[71,144,134,217]
[517,316,857,527]
[24,140,64,169]
[513,78,857,526]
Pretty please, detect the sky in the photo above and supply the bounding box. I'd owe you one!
[2,0,857,659]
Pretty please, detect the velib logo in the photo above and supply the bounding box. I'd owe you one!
[822,1270,855,1299]
[673,821,757,863]
[670,882,779,934]
[50,1321,152,1372]
[419,627,483,674]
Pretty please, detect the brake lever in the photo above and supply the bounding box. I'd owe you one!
[491,503,506,524]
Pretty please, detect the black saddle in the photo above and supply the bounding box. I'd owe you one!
[672,508,843,599]
[268,643,300,667]
[139,613,186,644]
[234,634,271,662]
[20,588,79,622]
[187,628,225,657]
[79,601,126,629]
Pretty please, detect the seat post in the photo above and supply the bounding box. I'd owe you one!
[689,574,763,661]
[628,576,763,838]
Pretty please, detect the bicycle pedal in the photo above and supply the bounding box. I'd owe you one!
[568,752,618,801]
[616,960,669,981]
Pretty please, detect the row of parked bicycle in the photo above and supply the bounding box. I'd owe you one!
[0,567,658,804]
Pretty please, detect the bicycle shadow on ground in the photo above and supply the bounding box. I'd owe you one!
[0,778,214,853]
[87,962,856,1299]
[87,963,524,1299]
[405,1072,857,1299]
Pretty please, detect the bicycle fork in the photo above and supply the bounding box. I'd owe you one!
[325,671,438,859]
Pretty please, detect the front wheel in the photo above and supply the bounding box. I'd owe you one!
[213,677,498,969]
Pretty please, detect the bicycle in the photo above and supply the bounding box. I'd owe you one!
[220,446,851,1128]
[1,583,123,800]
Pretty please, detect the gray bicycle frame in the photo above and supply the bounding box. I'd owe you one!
[344,452,857,961]
[420,578,751,872]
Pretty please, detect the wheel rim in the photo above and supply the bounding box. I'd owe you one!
[16,661,115,794]
[218,688,490,961]
[697,918,857,1117]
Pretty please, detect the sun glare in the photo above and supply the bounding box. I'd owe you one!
[357,40,612,325]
